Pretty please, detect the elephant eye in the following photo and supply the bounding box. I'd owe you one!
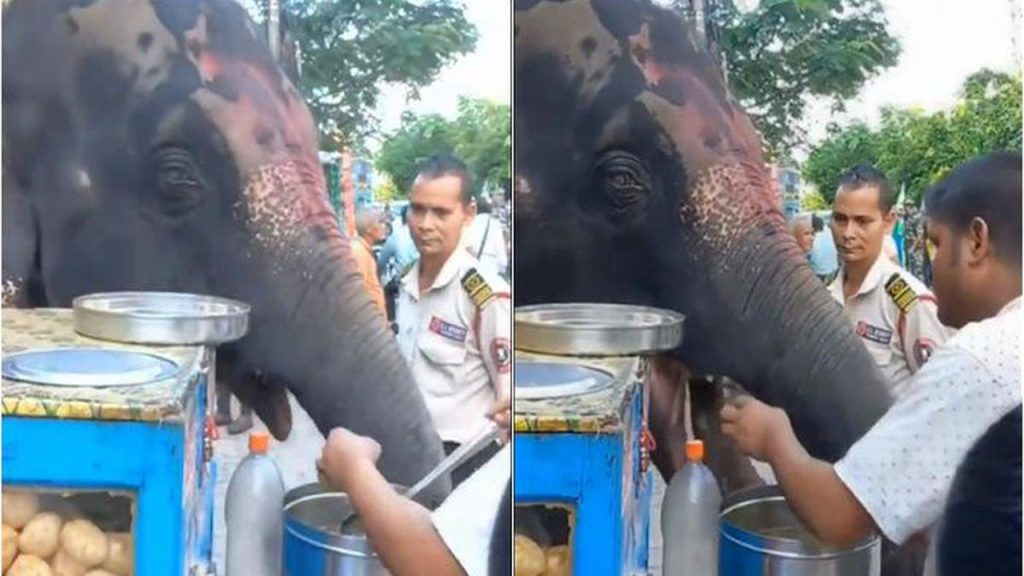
[154,147,205,211]
[595,151,651,211]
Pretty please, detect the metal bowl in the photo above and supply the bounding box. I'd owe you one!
[284,484,392,576]
[73,292,250,346]
[514,303,684,356]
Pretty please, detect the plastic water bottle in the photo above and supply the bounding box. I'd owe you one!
[661,439,722,576]
[226,432,285,576]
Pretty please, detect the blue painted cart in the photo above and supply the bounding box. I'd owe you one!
[2,309,217,575]
[514,352,654,576]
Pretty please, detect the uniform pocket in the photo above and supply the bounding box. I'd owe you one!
[866,342,893,367]
[418,332,468,366]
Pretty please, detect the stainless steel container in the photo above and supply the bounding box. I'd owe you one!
[283,484,389,576]
[720,486,881,576]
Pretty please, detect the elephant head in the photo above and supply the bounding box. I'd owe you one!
[514,0,892,469]
[3,0,448,500]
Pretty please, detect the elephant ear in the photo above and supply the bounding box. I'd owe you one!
[2,144,42,308]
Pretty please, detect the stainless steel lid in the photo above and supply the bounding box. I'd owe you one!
[2,347,181,387]
[73,292,250,345]
[515,360,615,399]
[514,303,684,356]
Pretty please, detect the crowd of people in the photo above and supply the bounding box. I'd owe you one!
[743,152,1021,576]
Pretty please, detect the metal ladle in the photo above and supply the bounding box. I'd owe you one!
[338,422,503,535]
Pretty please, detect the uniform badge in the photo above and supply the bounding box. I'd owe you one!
[913,338,936,366]
[429,316,467,343]
[491,337,511,373]
[856,321,892,345]
[461,268,495,308]
[884,273,919,313]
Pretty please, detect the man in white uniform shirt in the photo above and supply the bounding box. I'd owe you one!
[720,152,1022,575]
[395,154,511,486]
[827,165,953,399]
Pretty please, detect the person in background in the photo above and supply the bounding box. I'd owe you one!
[352,207,389,321]
[380,206,420,326]
[396,154,511,487]
[788,214,815,260]
[809,213,839,282]
[466,196,509,280]
[721,152,1022,576]
[826,165,952,399]
[318,397,512,576]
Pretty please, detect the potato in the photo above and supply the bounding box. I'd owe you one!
[99,534,131,576]
[18,514,62,559]
[58,522,106,569]
[7,555,52,576]
[4,524,19,572]
[514,535,545,576]
[49,550,85,576]
[544,545,571,576]
[83,572,115,576]
[2,493,39,530]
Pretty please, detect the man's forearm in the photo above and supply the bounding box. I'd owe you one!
[343,461,466,576]
[767,428,876,548]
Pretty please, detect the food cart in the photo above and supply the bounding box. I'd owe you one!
[512,304,684,576]
[2,295,248,576]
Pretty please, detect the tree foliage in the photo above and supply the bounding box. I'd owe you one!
[375,97,510,197]
[803,70,1022,205]
[283,0,478,146]
[692,0,901,156]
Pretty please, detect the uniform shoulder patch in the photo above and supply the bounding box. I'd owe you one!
[461,268,495,309]
[884,273,919,314]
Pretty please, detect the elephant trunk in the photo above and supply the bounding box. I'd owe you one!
[689,215,894,462]
[228,158,449,503]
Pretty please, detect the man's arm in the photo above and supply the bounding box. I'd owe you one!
[757,412,877,547]
[899,296,952,373]
[475,285,511,402]
[318,431,466,576]
[343,460,466,576]
[721,397,877,547]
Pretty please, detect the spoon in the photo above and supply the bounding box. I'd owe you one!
[338,422,503,534]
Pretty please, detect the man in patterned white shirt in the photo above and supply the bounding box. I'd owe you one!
[720,152,1021,574]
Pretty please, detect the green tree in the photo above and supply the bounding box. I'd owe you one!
[803,70,1022,206]
[283,0,478,146]
[802,122,879,203]
[800,186,829,211]
[375,98,510,197]
[703,0,901,156]
[451,97,512,195]
[375,113,456,195]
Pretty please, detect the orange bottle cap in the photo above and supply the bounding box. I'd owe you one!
[685,440,704,461]
[249,432,270,454]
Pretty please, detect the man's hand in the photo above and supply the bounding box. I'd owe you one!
[720,395,793,462]
[489,396,511,445]
[317,427,382,490]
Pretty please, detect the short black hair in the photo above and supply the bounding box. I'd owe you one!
[811,213,824,232]
[924,152,1022,268]
[415,153,473,205]
[938,404,1021,576]
[837,164,896,213]
[476,195,493,215]
[400,205,409,224]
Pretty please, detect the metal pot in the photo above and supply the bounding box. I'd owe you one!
[283,483,390,576]
[720,485,881,576]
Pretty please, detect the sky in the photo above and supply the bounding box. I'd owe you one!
[801,0,1020,150]
[374,2,511,137]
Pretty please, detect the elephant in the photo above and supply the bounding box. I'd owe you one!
[3,0,449,503]
[513,0,896,485]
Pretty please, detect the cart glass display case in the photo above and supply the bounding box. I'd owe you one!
[2,309,216,576]
[514,352,653,576]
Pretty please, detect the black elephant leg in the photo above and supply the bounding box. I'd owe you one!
[214,379,233,426]
[228,403,254,435]
[689,377,764,497]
